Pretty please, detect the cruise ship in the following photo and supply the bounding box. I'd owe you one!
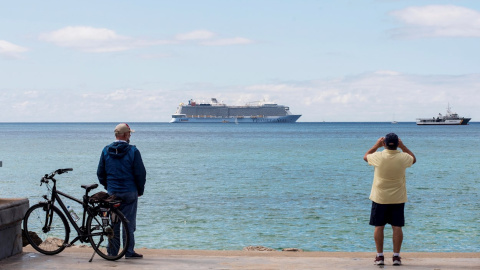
[170,98,301,123]
[416,105,471,125]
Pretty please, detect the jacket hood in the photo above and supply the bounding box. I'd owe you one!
[106,141,132,158]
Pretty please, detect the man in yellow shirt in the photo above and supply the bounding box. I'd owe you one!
[364,133,416,266]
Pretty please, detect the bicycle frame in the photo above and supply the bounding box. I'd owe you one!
[25,168,130,262]
[44,179,96,246]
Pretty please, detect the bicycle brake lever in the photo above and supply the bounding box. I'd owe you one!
[40,174,48,186]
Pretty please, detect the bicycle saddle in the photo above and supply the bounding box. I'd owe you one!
[81,183,99,193]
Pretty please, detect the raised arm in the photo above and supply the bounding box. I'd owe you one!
[398,139,416,164]
[363,137,384,162]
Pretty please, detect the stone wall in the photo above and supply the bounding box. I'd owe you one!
[0,198,29,260]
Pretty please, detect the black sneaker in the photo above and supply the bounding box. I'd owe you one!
[393,255,402,266]
[374,255,385,265]
[125,252,143,259]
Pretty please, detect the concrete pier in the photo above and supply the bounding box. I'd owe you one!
[0,198,29,260]
[1,247,479,269]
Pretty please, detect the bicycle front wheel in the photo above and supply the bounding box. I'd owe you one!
[23,203,70,255]
[87,207,130,261]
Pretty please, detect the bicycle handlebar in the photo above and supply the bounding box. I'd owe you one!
[40,168,73,185]
[56,168,73,174]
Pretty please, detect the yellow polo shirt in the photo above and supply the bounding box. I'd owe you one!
[367,149,414,204]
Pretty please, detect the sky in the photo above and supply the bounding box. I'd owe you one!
[1,0,479,122]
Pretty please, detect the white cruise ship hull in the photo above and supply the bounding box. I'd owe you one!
[170,98,302,123]
[170,114,301,123]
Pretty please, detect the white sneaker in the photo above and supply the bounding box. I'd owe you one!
[393,255,402,266]
[374,255,384,265]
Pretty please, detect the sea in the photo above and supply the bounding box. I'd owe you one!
[1,122,479,252]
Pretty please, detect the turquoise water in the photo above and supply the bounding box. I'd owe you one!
[1,122,479,252]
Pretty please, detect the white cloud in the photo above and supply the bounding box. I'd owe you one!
[175,30,216,41]
[230,72,479,121]
[2,71,477,122]
[39,26,133,52]
[39,27,255,53]
[0,40,28,59]
[138,53,171,59]
[201,37,254,46]
[373,70,401,76]
[390,5,480,38]
[176,30,254,46]
[12,100,33,110]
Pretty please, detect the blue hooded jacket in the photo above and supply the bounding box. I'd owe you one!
[97,141,147,196]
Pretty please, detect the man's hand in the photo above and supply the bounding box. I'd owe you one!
[364,137,384,162]
[375,137,385,148]
[398,138,405,148]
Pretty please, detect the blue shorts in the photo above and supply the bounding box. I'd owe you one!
[369,202,405,227]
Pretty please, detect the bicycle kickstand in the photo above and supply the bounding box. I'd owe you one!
[89,250,96,262]
[89,238,104,262]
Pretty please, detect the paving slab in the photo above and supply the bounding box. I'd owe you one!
[1,247,479,270]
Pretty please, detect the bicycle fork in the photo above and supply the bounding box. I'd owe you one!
[41,199,56,234]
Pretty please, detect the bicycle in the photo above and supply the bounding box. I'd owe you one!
[23,168,130,261]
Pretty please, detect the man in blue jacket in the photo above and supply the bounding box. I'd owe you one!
[97,123,146,259]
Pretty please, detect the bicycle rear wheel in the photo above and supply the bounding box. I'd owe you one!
[87,207,130,261]
[23,203,70,255]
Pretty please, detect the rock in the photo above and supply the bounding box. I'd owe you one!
[243,246,276,251]
[71,244,89,248]
[40,237,67,248]
[282,248,303,252]
[22,230,42,247]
